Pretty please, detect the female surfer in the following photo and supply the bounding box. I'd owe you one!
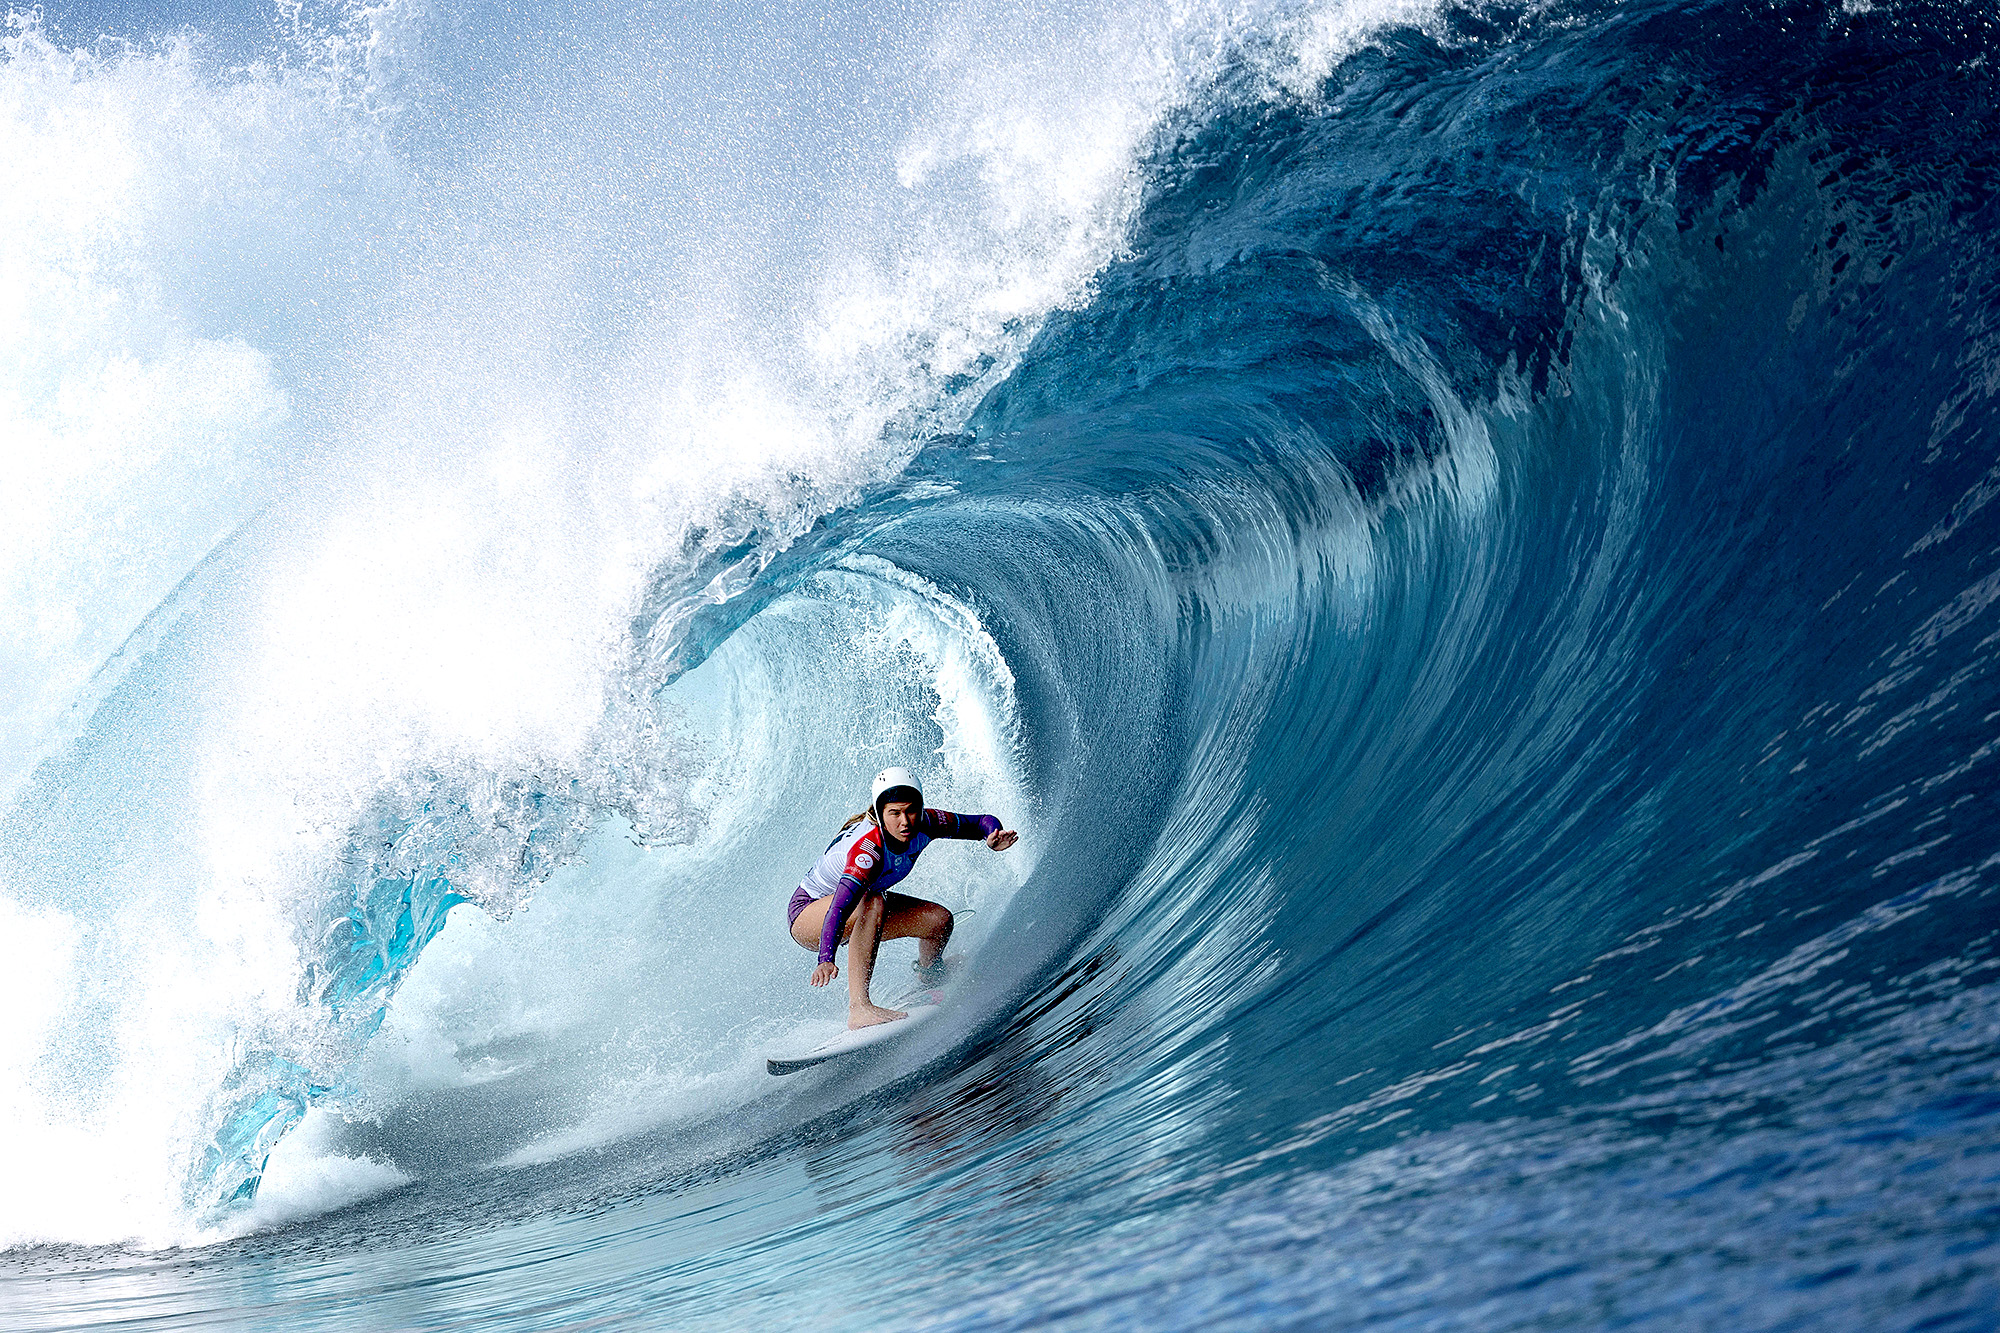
[788,767,1018,1028]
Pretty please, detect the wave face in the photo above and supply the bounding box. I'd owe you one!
[5,0,2000,1327]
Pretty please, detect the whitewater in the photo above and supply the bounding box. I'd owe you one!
[3,0,1998,1327]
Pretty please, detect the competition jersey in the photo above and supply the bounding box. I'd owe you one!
[798,808,1001,963]
[798,808,998,900]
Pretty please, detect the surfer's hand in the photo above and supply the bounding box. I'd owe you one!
[812,962,838,987]
[986,828,1018,851]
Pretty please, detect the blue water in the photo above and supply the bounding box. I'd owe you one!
[4,0,1999,1327]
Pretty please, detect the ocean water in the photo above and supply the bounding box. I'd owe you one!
[3,0,1999,1327]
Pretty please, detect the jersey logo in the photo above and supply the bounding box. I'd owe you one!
[854,852,875,869]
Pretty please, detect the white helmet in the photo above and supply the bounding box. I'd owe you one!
[870,766,923,819]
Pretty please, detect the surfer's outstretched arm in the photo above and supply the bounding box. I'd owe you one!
[917,808,1018,852]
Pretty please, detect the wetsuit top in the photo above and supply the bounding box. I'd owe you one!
[798,809,1001,964]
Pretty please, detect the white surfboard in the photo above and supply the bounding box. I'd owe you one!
[765,985,945,1075]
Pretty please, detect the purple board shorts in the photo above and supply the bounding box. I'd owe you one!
[788,886,815,928]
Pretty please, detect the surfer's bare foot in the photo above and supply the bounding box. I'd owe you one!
[849,1002,908,1029]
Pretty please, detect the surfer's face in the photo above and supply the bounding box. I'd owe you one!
[879,799,919,843]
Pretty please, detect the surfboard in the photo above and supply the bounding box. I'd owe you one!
[765,986,944,1075]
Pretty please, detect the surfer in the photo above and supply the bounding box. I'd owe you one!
[788,767,1018,1029]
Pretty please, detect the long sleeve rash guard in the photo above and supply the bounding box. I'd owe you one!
[797,809,1002,964]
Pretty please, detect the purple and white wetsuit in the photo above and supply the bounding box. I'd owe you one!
[789,809,1002,964]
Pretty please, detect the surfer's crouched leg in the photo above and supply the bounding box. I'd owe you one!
[846,893,909,1029]
[880,892,953,967]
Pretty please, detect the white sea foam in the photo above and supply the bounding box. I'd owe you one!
[206,1110,413,1240]
[0,17,388,802]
